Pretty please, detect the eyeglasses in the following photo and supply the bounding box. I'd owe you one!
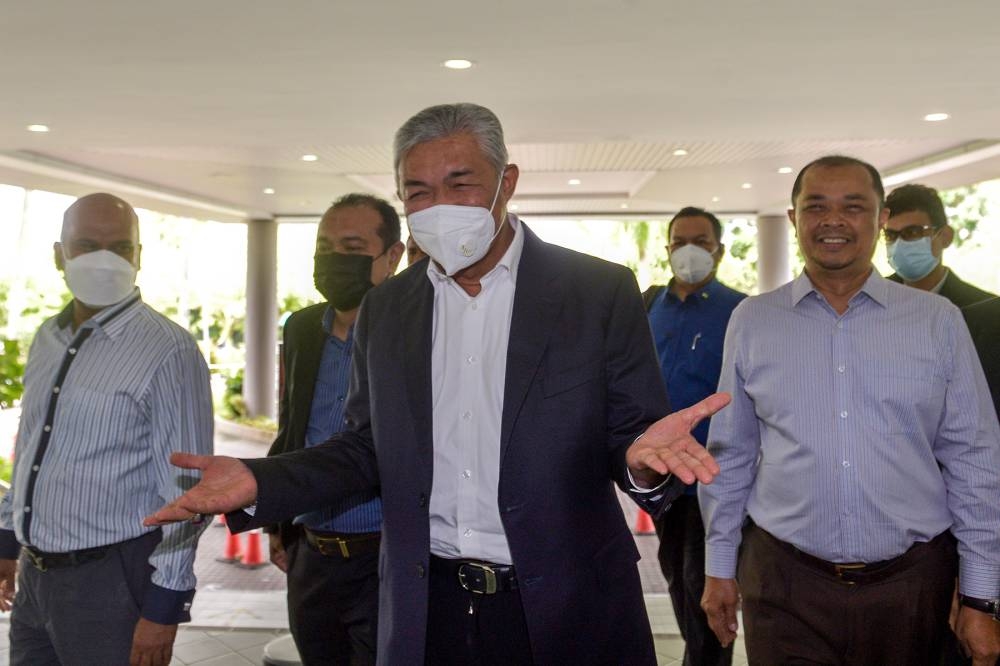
[883,224,938,243]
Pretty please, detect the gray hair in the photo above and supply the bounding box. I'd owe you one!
[393,103,509,185]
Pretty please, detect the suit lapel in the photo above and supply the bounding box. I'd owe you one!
[290,305,328,447]
[500,226,565,464]
[399,271,435,449]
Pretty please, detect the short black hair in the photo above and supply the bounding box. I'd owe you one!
[329,193,401,251]
[667,206,723,244]
[885,183,948,229]
[791,155,884,209]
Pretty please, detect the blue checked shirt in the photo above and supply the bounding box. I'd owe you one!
[0,292,214,623]
[700,271,1000,598]
[294,308,382,533]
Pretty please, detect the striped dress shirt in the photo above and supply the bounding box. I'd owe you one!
[0,291,214,622]
[700,271,1000,598]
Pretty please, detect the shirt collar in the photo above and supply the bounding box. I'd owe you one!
[666,277,720,303]
[321,305,353,343]
[792,269,889,309]
[929,268,950,294]
[59,289,144,339]
[426,213,524,286]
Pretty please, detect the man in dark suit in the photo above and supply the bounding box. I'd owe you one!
[147,103,729,665]
[964,297,1000,419]
[884,183,997,307]
[266,194,403,665]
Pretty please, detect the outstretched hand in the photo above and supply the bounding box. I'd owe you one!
[143,453,258,526]
[625,392,730,488]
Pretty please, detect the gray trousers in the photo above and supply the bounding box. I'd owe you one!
[9,531,160,666]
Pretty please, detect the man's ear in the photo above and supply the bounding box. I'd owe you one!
[787,208,798,234]
[54,242,65,271]
[938,225,954,250]
[386,241,405,275]
[500,164,519,205]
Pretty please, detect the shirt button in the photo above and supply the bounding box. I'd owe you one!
[32,465,39,472]
[836,322,844,329]
[462,470,471,479]
[338,396,345,402]
[837,365,846,373]
[24,507,31,513]
[463,529,472,537]
[471,302,478,311]
[68,348,77,355]
[466,355,477,365]
[839,411,848,419]
[52,386,60,394]
[43,425,51,432]
[842,460,851,468]
[462,411,472,421]
[418,494,427,507]
[416,564,426,578]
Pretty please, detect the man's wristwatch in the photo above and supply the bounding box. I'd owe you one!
[958,594,1000,621]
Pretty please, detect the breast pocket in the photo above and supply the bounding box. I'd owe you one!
[542,358,604,399]
[861,360,945,435]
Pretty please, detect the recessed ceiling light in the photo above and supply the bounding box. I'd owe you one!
[443,59,474,70]
[672,149,688,156]
[567,178,581,186]
[741,182,753,189]
[923,112,949,122]
[263,187,275,195]
[301,154,318,162]
[777,166,793,174]
[620,203,629,209]
[711,196,721,203]
[26,124,50,133]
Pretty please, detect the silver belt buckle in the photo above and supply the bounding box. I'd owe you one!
[458,562,497,594]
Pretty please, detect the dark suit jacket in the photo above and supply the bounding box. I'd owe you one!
[235,225,677,665]
[888,268,997,308]
[264,302,327,546]
[962,297,1000,419]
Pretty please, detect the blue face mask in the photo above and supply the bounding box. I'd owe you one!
[887,236,940,282]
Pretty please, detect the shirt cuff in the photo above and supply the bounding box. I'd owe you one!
[959,560,1000,599]
[704,544,739,580]
[626,467,671,495]
[141,583,196,625]
[0,529,20,560]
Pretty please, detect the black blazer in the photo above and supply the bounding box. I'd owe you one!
[265,302,327,545]
[888,269,997,308]
[963,297,1000,419]
[235,225,677,665]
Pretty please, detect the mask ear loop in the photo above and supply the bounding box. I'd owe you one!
[484,166,509,247]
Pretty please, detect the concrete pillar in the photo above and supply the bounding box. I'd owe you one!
[244,218,278,420]
[756,214,792,294]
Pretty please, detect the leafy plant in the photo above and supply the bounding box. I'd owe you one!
[0,339,25,409]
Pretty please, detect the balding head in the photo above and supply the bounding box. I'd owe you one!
[56,193,141,269]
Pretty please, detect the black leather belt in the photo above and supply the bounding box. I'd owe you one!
[430,555,518,594]
[754,524,949,585]
[303,528,380,559]
[24,543,114,572]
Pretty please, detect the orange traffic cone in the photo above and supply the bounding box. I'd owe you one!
[216,519,244,563]
[236,529,268,569]
[634,509,656,535]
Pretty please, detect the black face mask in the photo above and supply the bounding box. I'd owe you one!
[313,252,376,311]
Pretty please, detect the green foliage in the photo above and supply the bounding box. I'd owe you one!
[219,368,247,419]
[0,339,25,408]
[0,457,11,484]
[940,186,988,247]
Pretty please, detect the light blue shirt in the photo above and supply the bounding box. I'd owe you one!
[0,292,214,622]
[700,271,1000,598]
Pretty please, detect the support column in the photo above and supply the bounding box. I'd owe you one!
[244,218,278,420]
[756,214,792,294]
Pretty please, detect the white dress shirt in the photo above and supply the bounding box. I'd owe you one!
[426,215,524,564]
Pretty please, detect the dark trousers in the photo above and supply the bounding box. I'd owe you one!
[10,530,160,666]
[286,533,379,666]
[655,495,733,666]
[738,524,957,666]
[425,555,533,666]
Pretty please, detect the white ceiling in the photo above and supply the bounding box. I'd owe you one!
[2,1,999,223]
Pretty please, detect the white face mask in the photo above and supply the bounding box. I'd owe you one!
[669,244,717,285]
[406,172,505,276]
[62,249,137,307]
